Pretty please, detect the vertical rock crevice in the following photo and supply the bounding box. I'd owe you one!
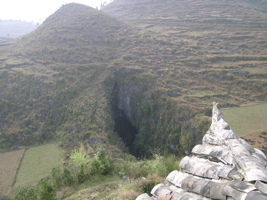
[111,82,139,155]
[113,107,138,151]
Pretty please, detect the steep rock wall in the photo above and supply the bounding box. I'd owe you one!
[106,67,210,157]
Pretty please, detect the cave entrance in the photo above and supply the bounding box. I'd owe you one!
[113,108,138,153]
[111,82,138,156]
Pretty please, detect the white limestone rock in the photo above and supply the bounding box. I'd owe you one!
[203,102,236,145]
[136,102,267,200]
[136,193,155,200]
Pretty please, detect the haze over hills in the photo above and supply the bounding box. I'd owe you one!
[0,0,267,160]
[0,20,38,43]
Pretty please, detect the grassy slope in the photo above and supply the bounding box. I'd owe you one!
[223,103,267,137]
[0,4,134,150]
[103,0,267,106]
[13,144,62,190]
[56,174,163,200]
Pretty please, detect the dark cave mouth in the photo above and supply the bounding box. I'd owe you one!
[113,108,138,154]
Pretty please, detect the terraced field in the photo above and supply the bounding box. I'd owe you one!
[0,149,25,197]
[103,0,267,106]
[223,103,267,137]
[223,103,267,153]
[13,144,63,191]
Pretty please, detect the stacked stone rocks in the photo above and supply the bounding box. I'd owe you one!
[136,102,267,200]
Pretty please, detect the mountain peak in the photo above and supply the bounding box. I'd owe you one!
[17,2,132,64]
[41,3,99,28]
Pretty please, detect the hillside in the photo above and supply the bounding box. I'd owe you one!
[0,4,132,151]
[103,0,267,26]
[0,1,267,159]
[0,1,267,199]
[103,0,267,103]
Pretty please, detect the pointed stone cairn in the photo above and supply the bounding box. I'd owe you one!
[136,102,267,200]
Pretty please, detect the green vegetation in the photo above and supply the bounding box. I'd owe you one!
[11,148,180,200]
[69,147,89,167]
[104,0,267,104]
[0,1,267,198]
[13,144,62,190]
[13,187,37,200]
[0,1,266,157]
[64,174,165,200]
[223,103,267,137]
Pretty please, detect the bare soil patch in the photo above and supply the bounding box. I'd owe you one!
[0,149,25,196]
[243,130,267,155]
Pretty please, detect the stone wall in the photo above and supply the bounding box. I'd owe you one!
[137,102,267,200]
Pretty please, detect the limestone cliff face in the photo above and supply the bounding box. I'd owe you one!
[112,82,141,125]
[109,68,154,156]
[137,102,267,200]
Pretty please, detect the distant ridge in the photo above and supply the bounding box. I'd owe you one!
[103,0,267,26]
[0,20,37,38]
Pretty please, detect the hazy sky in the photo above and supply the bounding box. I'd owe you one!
[0,0,112,23]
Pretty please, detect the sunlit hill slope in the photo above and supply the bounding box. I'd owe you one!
[0,1,266,158]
